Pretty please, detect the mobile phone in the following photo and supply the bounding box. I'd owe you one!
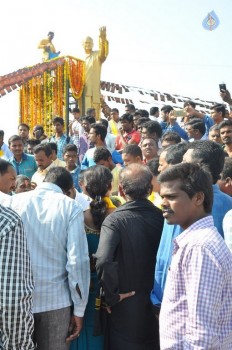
[219,83,226,92]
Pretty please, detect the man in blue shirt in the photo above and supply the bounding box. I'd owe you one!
[8,135,37,179]
[184,100,214,136]
[185,118,207,141]
[49,116,73,160]
[63,144,81,192]
[160,105,188,141]
[81,123,123,169]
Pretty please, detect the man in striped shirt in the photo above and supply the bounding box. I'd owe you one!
[159,163,232,349]
[0,205,34,349]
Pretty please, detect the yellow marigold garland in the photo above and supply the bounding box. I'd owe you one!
[66,56,85,100]
[64,61,68,131]
[19,56,85,136]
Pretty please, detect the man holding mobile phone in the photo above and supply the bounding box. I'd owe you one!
[184,100,214,136]
[160,105,188,140]
[220,84,232,112]
[219,83,227,92]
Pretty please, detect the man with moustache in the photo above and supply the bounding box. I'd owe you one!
[219,119,232,156]
[32,143,54,185]
[158,162,232,349]
[9,135,37,179]
[151,140,232,319]
[140,137,158,163]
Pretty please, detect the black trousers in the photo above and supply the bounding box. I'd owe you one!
[104,315,160,350]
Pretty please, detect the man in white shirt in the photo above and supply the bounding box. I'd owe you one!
[69,108,84,134]
[7,167,90,350]
[69,107,84,150]
[32,143,54,185]
[98,118,116,153]
[150,106,160,121]
[49,142,66,167]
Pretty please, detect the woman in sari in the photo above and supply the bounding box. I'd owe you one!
[70,165,116,350]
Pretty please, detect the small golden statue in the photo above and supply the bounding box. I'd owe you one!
[38,32,60,61]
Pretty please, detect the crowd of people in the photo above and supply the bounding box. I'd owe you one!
[1,89,232,349]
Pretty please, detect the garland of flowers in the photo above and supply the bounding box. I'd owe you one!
[61,62,68,123]
[66,56,85,100]
[42,70,48,135]
[19,84,23,122]
[53,69,58,116]
[37,76,42,126]
[30,79,34,127]
[23,82,29,124]
[19,56,85,136]
[56,64,63,116]
[48,71,53,127]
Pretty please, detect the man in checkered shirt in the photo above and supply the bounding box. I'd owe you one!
[0,205,34,349]
[158,162,232,349]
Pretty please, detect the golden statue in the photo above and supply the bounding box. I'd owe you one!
[79,27,109,119]
[38,32,60,61]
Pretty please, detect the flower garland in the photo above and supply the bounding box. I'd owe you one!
[66,56,85,100]
[42,70,48,134]
[61,62,69,121]
[19,56,85,136]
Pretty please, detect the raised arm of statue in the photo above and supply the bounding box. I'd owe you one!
[99,26,107,40]
[99,26,109,63]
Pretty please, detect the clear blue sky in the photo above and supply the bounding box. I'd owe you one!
[0,0,231,137]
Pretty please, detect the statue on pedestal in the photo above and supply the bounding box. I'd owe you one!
[38,32,60,61]
[79,27,109,119]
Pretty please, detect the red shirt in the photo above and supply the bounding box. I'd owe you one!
[115,130,141,151]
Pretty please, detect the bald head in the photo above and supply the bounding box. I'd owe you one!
[119,164,152,200]
[83,36,94,53]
